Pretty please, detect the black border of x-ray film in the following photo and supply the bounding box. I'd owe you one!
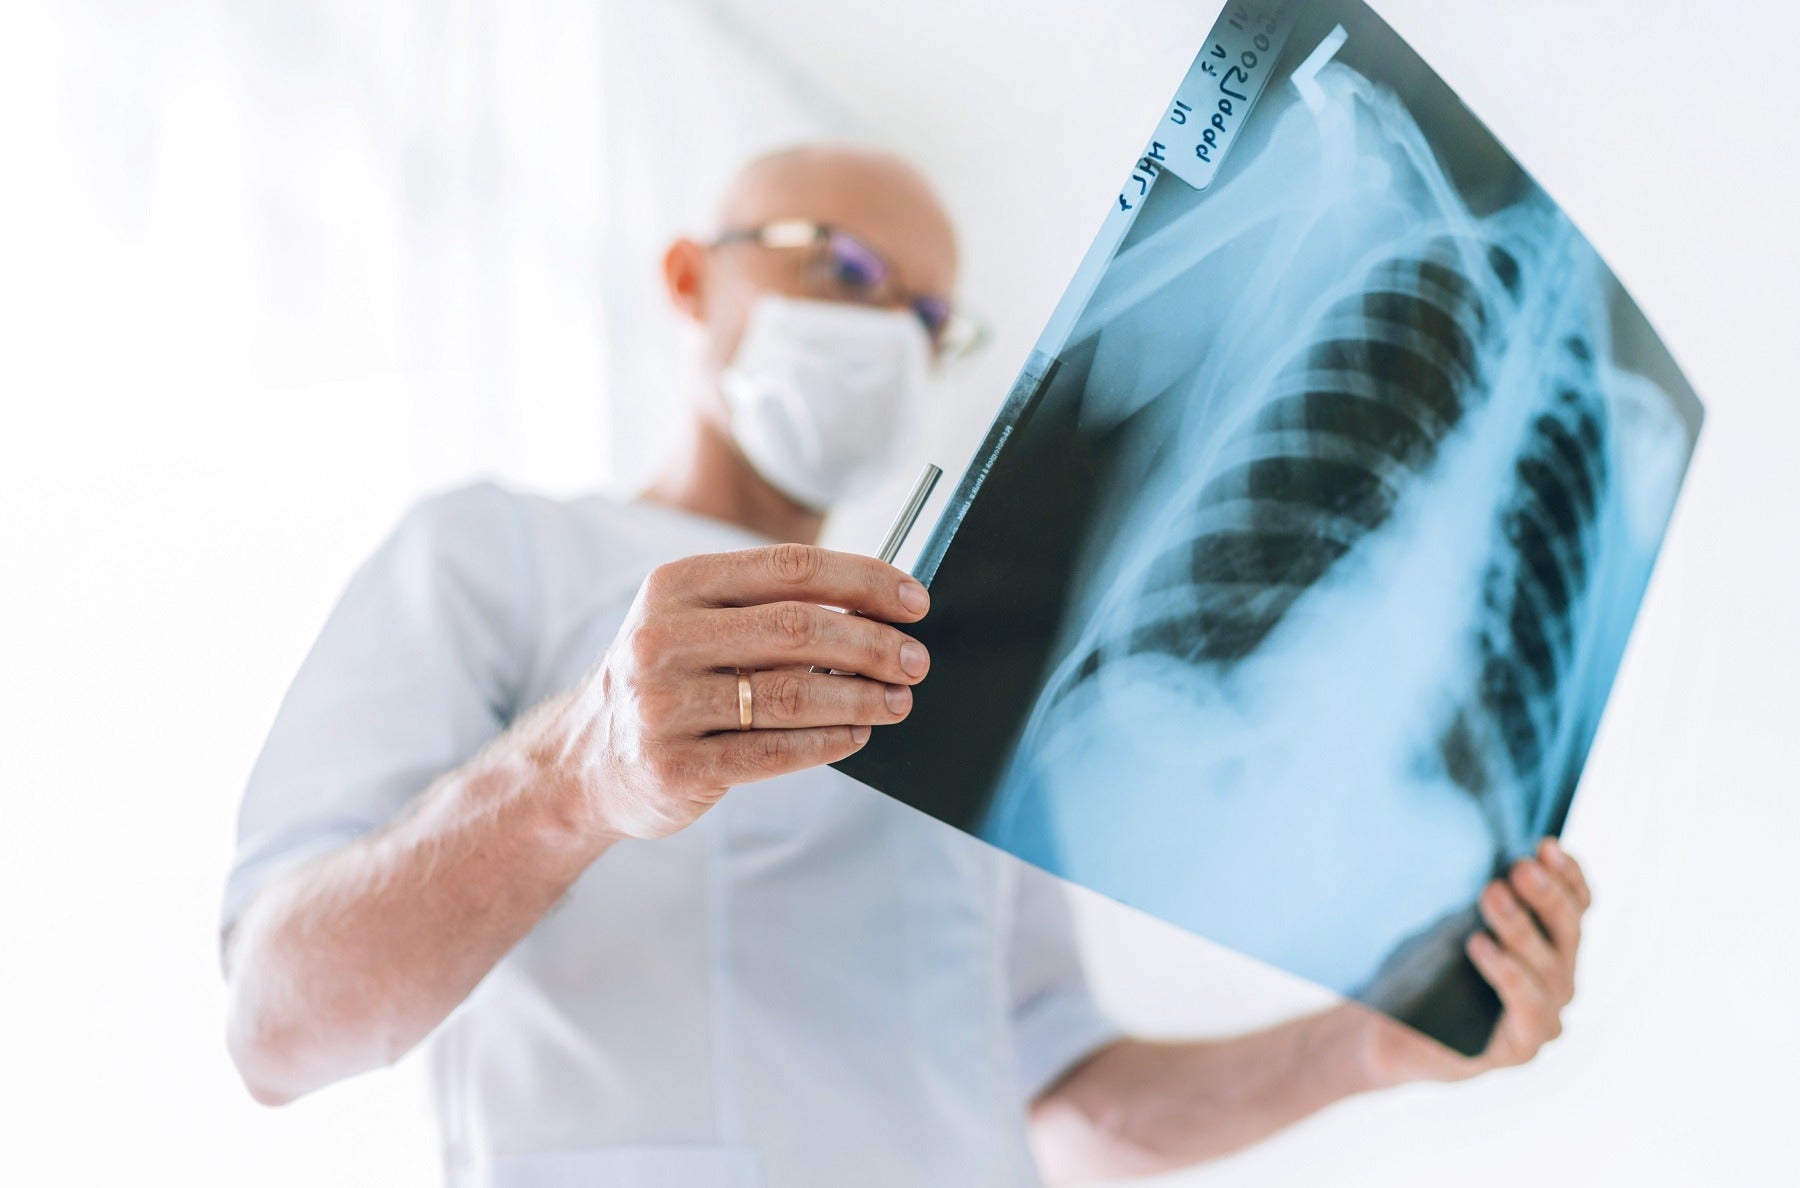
[838,0,1703,1057]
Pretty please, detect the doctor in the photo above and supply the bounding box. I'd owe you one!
[223,144,1591,1186]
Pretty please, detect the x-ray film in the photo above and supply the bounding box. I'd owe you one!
[836,0,1703,1054]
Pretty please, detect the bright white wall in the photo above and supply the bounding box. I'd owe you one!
[1,1,1793,1184]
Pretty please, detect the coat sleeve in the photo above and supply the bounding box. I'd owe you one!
[220,481,540,939]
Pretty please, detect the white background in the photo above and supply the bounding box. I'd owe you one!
[1,1,1795,1184]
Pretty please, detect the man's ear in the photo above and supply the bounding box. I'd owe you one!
[663,237,709,324]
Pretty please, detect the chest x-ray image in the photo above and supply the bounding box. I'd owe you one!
[836,0,1703,1055]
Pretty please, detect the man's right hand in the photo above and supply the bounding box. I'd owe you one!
[527,543,932,842]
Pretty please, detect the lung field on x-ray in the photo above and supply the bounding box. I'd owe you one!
[1067,235,1611,860]
[1117,242,1511,665]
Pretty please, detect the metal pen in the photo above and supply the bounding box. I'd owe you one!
[875,462,943,568]
[812,462,942,675]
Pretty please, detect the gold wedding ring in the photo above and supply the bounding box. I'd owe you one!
[736,670,754,731]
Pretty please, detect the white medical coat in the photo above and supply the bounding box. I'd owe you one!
[223,483,1117,1188]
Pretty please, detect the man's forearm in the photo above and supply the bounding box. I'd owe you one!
[224,695,612,1105]
[223,546,934,1107]
[1029,1005,1386,1183]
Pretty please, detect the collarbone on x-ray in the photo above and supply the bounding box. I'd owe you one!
[836,0,1701,1056]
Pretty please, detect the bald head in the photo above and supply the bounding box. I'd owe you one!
[663,143,960,377]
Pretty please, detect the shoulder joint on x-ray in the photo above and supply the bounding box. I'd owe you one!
[1293,25,1351,111]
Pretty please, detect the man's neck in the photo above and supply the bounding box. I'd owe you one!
[640,418,825,546]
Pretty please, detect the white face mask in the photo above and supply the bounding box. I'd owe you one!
[720,294,930,511]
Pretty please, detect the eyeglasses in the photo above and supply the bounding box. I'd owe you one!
[710,218,986,363]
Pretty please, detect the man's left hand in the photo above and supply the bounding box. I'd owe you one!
[1030,840,1592,1180]
[1363,837,1592,1086]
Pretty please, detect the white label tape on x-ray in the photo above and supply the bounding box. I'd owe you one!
[1119,1,1299,205]
[1045,3,1303,354]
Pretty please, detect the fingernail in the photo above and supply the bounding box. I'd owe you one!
[851,724,872,745]
[900,640,929,678]
[884,684,912,714]
[898,580,929,615]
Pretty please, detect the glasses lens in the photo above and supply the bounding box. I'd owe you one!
[911,295,951,341]
[824,232,888,297]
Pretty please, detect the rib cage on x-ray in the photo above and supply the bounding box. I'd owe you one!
[1060,232,1613,862]
[1118,241,1509,667]
[1444,330,1610,856]
[976,68,1653,1000]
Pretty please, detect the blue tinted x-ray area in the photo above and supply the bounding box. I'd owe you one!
[835,0,1701,1056]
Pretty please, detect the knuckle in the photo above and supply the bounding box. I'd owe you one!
[626,619,673,668]
[641,561,681,601]
[747,729,790,772]
[864,626,896,672]
[766,542,822,587]
[762,672,806,721]
[768,601,816,649]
